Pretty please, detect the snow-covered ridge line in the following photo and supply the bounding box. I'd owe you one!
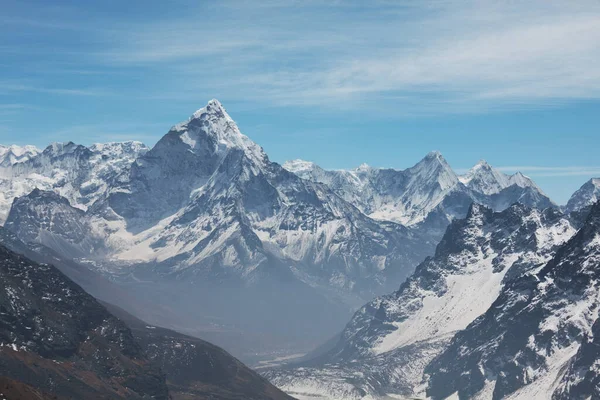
[283,153,555,230]
[0,140,150,222]
[284,156,544,197]
[0,144,41,166]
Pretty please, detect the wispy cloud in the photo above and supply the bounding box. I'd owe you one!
[3,0,600,114]
[495,166,600,178]
[78,0,600,114]
[0,82,111,97]
[39,123,168,146]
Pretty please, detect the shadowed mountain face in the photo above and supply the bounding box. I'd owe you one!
[0,238,297,400]
[104,302,295,400]
[0,244,169,399]
[264,204,576,399]
[0,376,60,400]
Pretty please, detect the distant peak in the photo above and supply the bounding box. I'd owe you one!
[89,141,149,155]
[417,151,452,172]
[283,159,316,172]
[426,150,443,159]
[191,99,228,121]
[356,163,371,171]
[44,141,81,155]
[207,98,223,108]
[473,159,491,169]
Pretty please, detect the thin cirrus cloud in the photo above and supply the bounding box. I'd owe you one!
[3,0,600,114]
[0,82,111,97]
[87,0,600,114]
[495,166,600,178]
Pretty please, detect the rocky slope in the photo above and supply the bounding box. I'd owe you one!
[0,244,169,399]
[266,203,575,399]
[426,201,600,399]
[0,235,299,399]
[104,302,295,400]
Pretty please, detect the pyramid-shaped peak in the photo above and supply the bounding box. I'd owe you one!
[425,150,443,159]
[415,150,453,171]
[155,99,268,168]
[190,98,229,121]
[473,159,492,169]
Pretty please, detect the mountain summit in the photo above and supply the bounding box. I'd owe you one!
[1,100,432,357]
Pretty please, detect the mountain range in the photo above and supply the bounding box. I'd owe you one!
[265,198,600,399]
[1,99,600,399]
[265,203,577,398]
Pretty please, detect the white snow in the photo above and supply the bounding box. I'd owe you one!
[374,252,516,354]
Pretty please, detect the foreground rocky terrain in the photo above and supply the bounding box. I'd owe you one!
[0,239,294,399]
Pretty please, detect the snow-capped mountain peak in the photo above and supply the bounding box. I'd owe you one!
[459,159,546,199]
[170,99,266,166]
[509,170,539,189]
[565,177,600,213]
[0,144,40,166]
[459,159,508,191]
[282,159,320,176]
[190,98,225,119]
[408,150,458,190]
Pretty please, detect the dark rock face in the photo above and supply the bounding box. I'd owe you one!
[0,230,296,400]
[426,201,600,400]
[0,376,60,399]
[104,302,295,400]
[0,244,169,399]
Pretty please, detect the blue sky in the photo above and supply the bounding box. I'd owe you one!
[1,0,599,204]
